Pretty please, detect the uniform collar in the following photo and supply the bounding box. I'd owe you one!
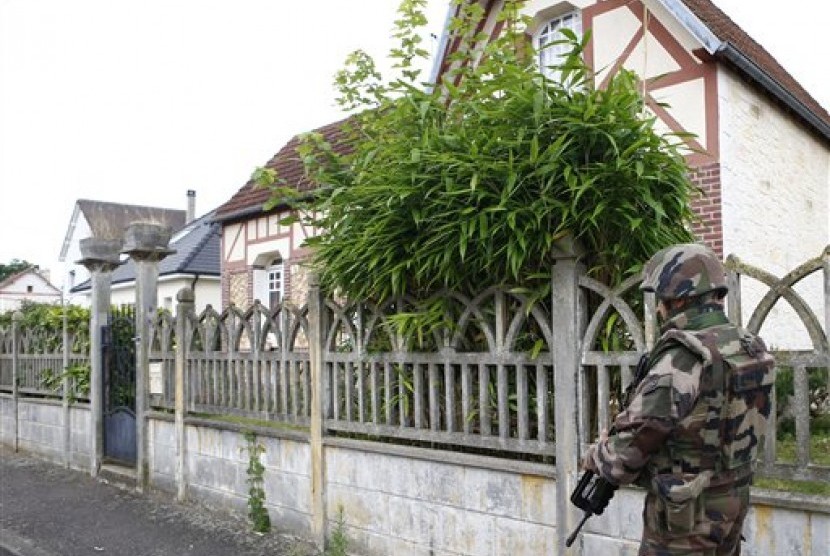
[660,302,728,333]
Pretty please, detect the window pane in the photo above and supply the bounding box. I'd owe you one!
[535,11,582,82]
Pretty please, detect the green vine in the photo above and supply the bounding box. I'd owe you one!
[40,363,90,403]
[244,431,271,533]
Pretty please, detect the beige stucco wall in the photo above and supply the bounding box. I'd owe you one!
[718,69,829,349]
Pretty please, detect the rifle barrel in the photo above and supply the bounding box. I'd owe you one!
[565,511,592,547]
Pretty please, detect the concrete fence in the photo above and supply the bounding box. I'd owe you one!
[1,231,828,555]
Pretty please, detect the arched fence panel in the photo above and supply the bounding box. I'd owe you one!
[0,318,90,400]
[148,300,312,426]
[578,273,654,451]
[320,287,557,458]
[726,248,829,483]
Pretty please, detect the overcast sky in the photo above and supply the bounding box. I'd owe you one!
[1,0,827,286]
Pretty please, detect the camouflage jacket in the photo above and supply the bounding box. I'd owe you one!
[587,303,774,487]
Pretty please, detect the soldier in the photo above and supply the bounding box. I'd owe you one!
[583,243,775,555]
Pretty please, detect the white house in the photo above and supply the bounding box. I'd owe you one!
[0,266,62,312]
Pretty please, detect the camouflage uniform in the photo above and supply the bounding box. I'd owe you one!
[585,244,775,555]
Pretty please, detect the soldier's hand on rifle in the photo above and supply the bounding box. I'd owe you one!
[582,428,609,471]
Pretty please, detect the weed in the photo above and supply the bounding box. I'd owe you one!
[325,505,348,556]
[243,431,271,533]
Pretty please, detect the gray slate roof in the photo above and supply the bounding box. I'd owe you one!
[71,211,220,293]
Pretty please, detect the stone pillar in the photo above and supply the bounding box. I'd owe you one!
[174,287,194,501]
[549,237,586,555]
[77,237,123,476]
[10,311,21,452]
[307,274,326,549]
[824,246,829,394]
[122,222,174,492]
[62,298,71,468]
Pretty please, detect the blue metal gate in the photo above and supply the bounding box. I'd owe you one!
[102,306,136,465]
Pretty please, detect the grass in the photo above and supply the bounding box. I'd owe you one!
[754,417,830,497]
[188,412,309,433]
[775,431,830,466]
[754,476,830,497]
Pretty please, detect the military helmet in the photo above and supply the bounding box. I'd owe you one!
[640,243,727,300]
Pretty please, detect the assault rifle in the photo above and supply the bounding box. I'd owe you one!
[565,469,617,547]
[565,352,650,548]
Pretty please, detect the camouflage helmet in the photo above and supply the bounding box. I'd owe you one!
[640,243,727,300]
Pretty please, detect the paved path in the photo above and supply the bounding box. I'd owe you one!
[0,448,317,556]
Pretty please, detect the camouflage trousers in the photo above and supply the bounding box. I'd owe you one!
[638,479,751,555]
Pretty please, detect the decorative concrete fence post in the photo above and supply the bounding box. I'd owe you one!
[549,237,586,555]
[824,246,830,394]
[307,273,326,549]
[77,237,123,476]
[10,311,21,452]
[122,222,174,492]
[174,287,194,502]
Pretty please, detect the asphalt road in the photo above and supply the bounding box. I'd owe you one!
[0,448,317,556]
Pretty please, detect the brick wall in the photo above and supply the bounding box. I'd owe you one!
[689,162,723,257]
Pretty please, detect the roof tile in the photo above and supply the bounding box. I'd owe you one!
[681,0,829,128]
[214,117,354,222]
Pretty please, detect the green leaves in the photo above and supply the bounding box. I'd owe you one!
[276,0,696,302]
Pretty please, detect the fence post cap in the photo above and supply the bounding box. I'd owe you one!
[176,287,195,303]
[550,235,585,260]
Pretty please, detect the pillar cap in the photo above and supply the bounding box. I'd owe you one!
[76,237,124,267]
[122,222,175,260]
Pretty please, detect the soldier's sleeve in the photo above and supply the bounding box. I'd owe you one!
[586,346,703,485]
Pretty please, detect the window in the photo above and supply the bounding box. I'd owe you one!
[267,261,284,309]
[26,285,33,293]
[534,11,582,82]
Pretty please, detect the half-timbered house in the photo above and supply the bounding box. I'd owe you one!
[213,0,828,347]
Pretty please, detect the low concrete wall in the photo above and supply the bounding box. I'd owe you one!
[145,422,828,556]
[0,395,91,471]
[0,395,15,445]
[6,410,828,555]
[67,405,91,470]
[17,398,66,464]
[147,416,314,536]
[324,439,557,556]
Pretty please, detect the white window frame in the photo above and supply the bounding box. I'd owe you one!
[267,260,285,308]
[534,10,582,82]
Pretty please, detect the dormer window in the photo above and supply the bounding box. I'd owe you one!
[534,11,582,82]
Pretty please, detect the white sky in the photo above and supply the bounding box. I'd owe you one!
[1,0,828,286]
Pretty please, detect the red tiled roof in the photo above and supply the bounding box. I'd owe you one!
[681,0,829,129]
[214,117,354,222]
